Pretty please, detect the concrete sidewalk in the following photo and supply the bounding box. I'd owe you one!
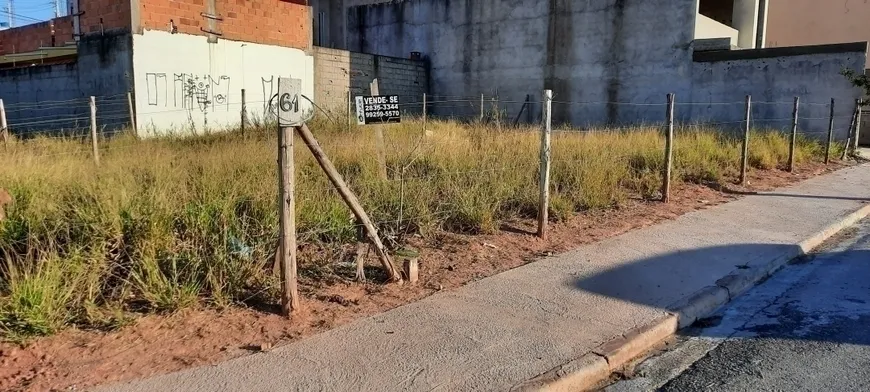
[101,165,870,392]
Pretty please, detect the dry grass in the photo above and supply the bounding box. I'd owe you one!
[0,117,837,340]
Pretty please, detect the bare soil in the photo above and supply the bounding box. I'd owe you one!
[0,162,849,392]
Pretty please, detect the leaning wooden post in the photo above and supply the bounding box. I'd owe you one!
[0,99,8,149]
[843,102,859,160]
[662,93,675,203]
[825,98,835,165]
[90,96,100,165]
[855,100,863,154]
[370,79,388,180]
[537,89,553,240]
[788,97,799,172]
[277,122,300,316]
[296,123,403,282]
[127,91,138,135]
[240,88,247,134]
[740,95,751,185]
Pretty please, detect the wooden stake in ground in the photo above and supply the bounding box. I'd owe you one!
[480,94,485,122]
[855,101,863,154]
[240,88,247,134]
[370,79,388,180]
[825,98,835,165]
[740,95,751,185]
[127,92,138,135]
[843,101,859,160]
[346,91,352,132]
[89,96,100,165]
[788,96,799,172]
[277,124,300,316]
[354,222,368,282]
[275,77,302,316]
[296,123,403,282]
[0,99,8,149]
[662,93,675,203]
[538,89,553,240]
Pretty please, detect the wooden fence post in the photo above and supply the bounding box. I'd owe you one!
[538,89,553,240]
[127,91,138,136]
[90,96,100,165]
[480,93,485,122]
[843,101,859,160]
[370,79,388,179]
[0,99,8,149]
[346,90,352,132]
[825,98,835,165]
[278,123,300,316]
[788,97,799,172]
[740,95,751,185]
[855,101,863,154]
[296,123,403,282]
[662,93,675,203]
[240,88,247,134]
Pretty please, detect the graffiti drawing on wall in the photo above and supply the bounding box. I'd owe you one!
[146,73,168,106]
[261,76,278,121]
[145,72,231,113]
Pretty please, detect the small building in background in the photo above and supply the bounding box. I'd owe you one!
[0,0,314,136]
[314,0,863,138]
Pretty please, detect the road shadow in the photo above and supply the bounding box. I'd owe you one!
[571,243,870,345]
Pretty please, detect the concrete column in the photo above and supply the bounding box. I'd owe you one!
[755,0,769,49]
[733,0,760,49]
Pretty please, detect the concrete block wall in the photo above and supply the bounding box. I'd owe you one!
[313,46,427,114]
[347,0,698,125]
[689,43,867,139]
[0,32,134,134]
[137,0,311,50]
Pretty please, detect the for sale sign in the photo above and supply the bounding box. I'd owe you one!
[355,95,401,125]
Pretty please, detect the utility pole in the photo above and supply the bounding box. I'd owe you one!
[54,0,61,18]
[6,0,13,28]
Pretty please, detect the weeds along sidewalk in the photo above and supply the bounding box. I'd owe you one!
[99,164,870,392]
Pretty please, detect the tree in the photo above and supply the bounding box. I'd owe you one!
[842,69,870,98]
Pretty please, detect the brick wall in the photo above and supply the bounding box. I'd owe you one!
[313,46,428,113]
[0,17,74,55]
[0,0,130,56]
[79,0,132,33]
[138,0,311,50]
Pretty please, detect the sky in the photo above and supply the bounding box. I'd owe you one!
[1,0,66,27]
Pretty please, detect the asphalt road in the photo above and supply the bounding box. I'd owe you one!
[607,217,870,392]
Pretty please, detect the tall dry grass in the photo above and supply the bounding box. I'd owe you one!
[0,118,836,340]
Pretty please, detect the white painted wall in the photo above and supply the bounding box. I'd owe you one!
[733,0,760,49]
[695,13,738,46]
[132,30,314,136]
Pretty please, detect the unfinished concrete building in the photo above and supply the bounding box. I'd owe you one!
[315,0,866,137]
[0,0,313,135]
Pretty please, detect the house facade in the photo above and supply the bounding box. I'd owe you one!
[0,0,314,135]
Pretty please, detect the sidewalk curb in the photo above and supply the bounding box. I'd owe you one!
[524,202,870,392]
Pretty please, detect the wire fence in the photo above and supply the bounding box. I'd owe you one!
[0,88,865,310]
[0,90,863,239]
